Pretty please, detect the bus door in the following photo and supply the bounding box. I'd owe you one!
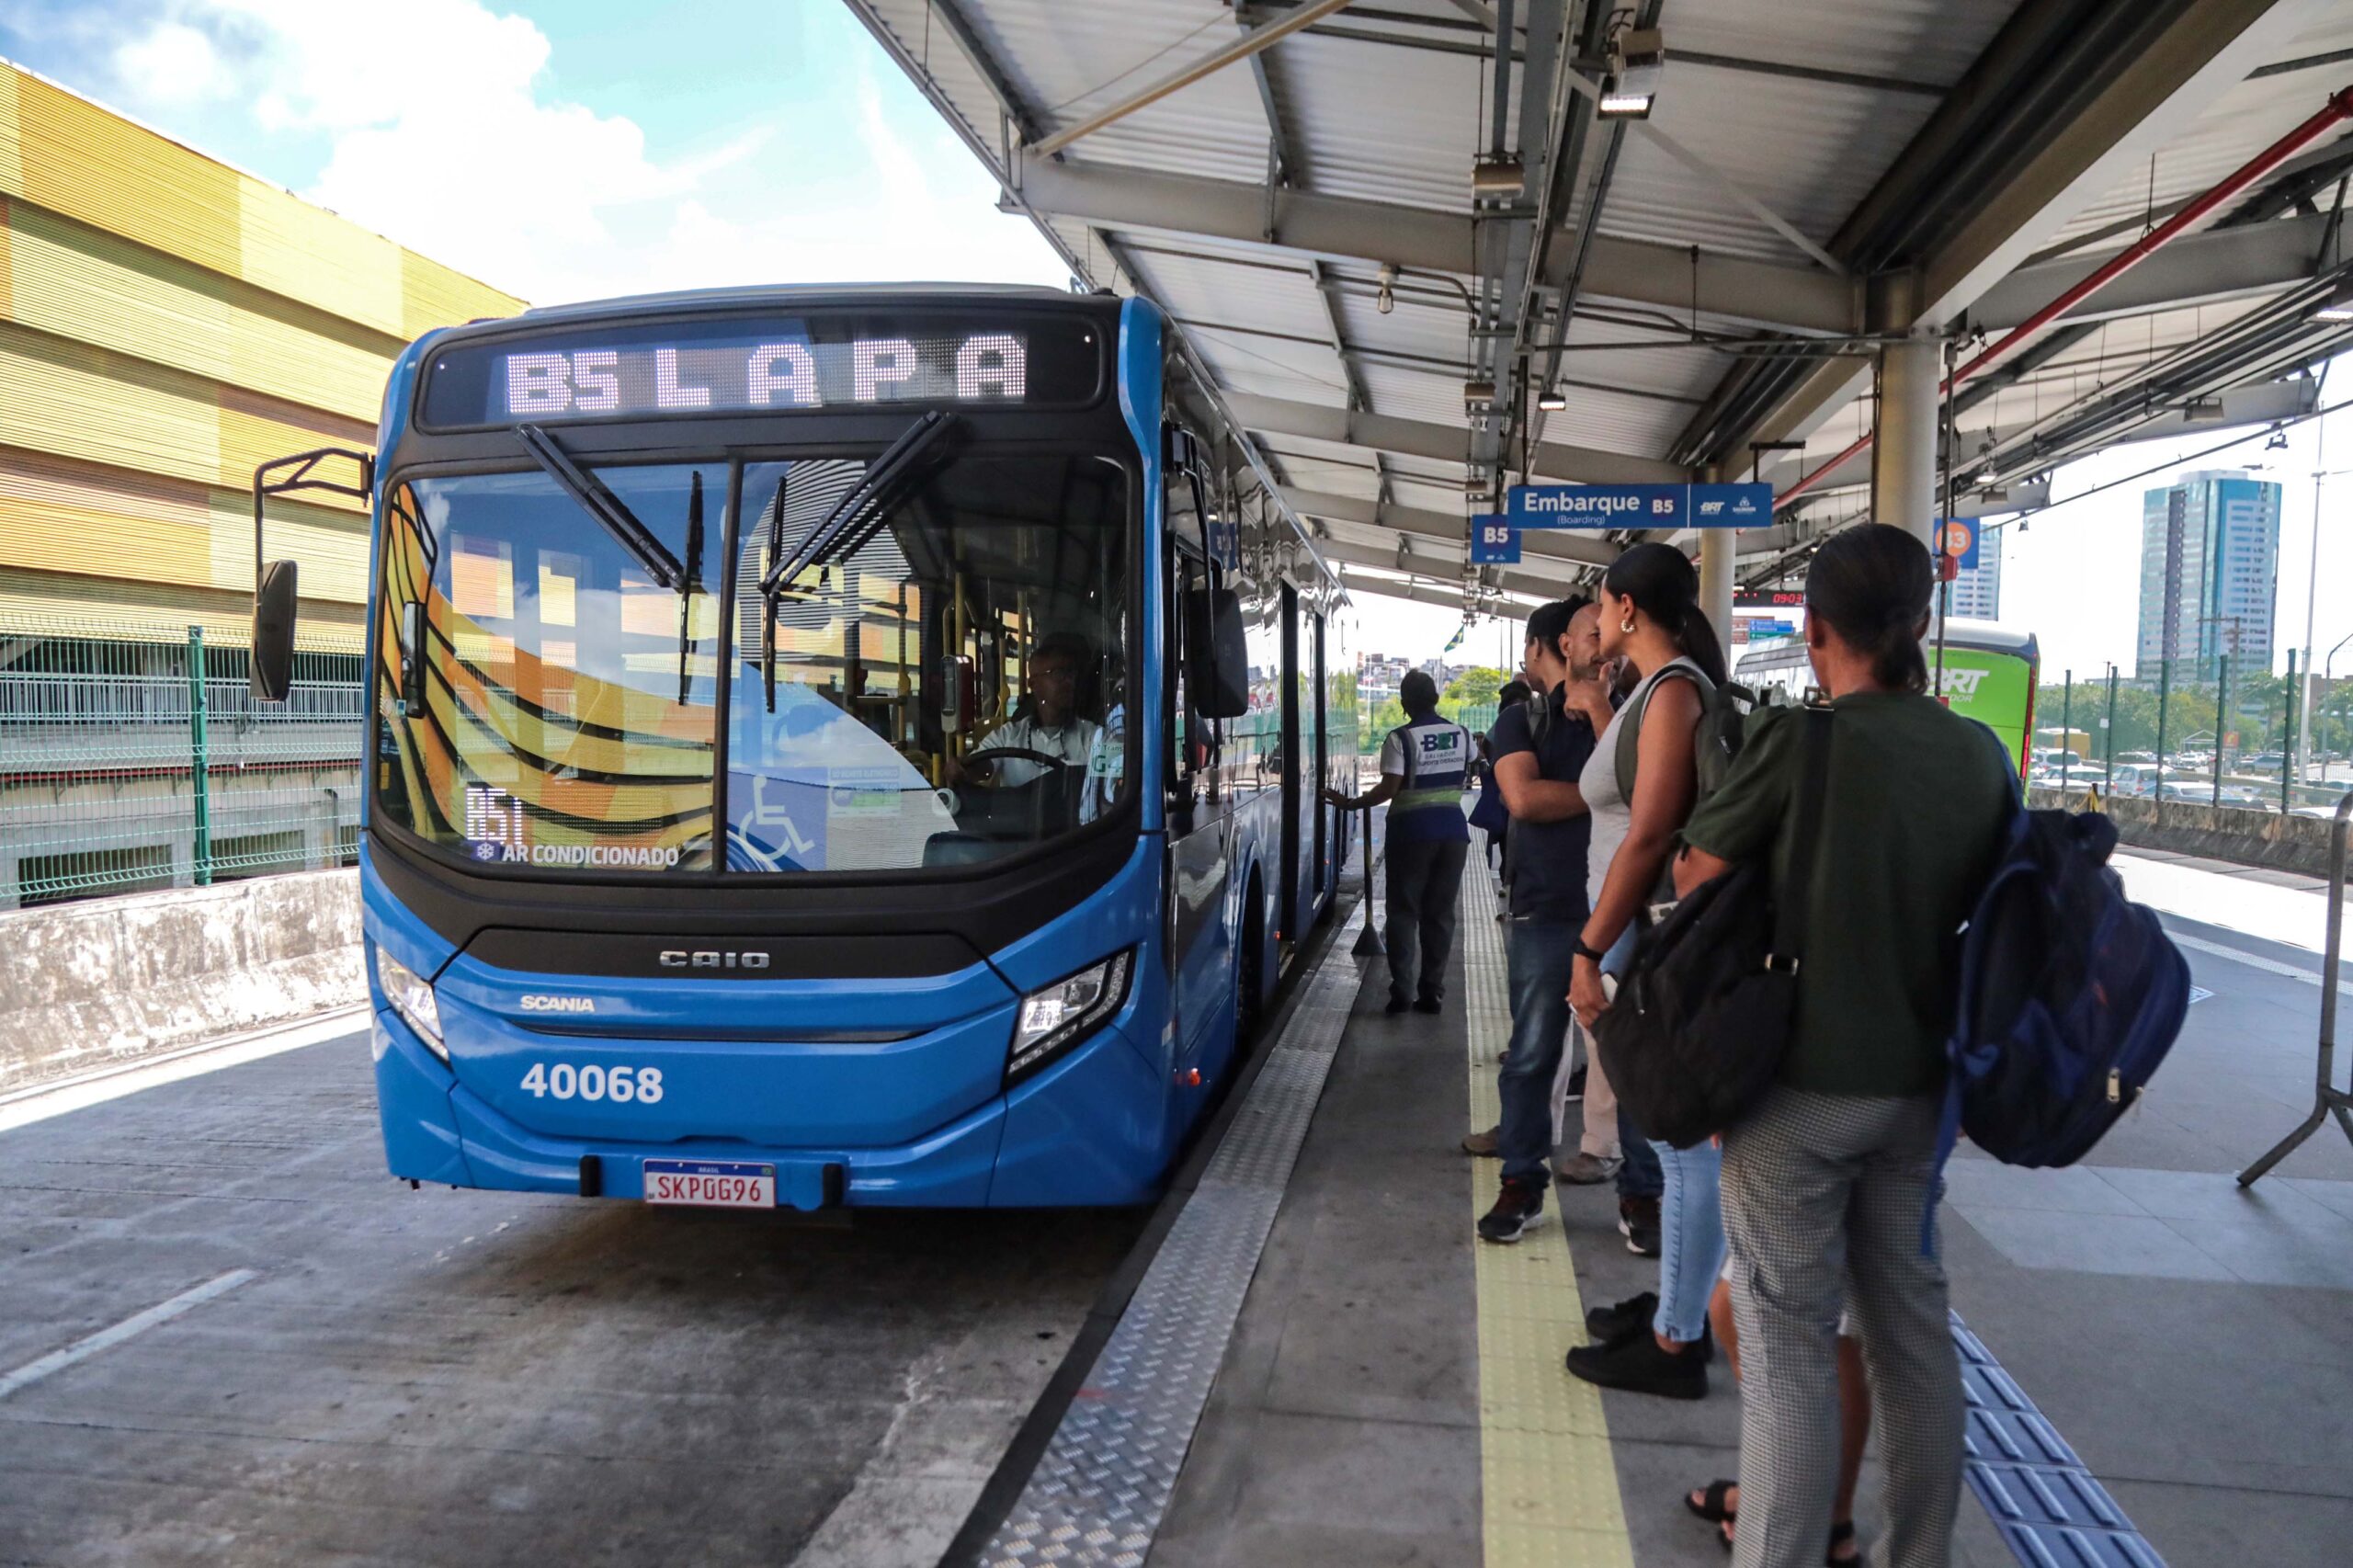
[1279,584,1301,943]
[1164,460,1233,1070]
[1312,609,1328,903]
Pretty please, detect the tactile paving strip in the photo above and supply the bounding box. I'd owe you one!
[1954,1313,2168,1568]
[978,896,1368,1568]
[1460,843,1638,1568]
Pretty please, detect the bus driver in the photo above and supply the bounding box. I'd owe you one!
[956,634,1102,790]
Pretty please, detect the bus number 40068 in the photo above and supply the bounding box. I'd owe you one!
[519,1062,665,1103]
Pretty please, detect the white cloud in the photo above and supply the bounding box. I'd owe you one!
[110,20,233,105]
[70,0,1065,305]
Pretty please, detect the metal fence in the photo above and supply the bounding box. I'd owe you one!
[2039,658,2353,819]
[0,615,366,908]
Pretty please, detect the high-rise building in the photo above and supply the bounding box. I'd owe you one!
[2137,470,2280,676]
[1948,528,2003,619]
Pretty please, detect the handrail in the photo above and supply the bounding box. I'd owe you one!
[2239,789,2353,1185]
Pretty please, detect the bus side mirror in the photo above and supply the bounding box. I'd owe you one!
[1185,586,1249,720]
[251,560,299,702]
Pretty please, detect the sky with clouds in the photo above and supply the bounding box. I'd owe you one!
[0,0,2345,677]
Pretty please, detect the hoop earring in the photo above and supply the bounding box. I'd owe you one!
[1620,614,1636,635]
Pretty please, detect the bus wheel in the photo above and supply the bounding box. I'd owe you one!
[1237,873,1266,1044]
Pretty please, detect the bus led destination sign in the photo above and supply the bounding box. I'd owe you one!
[419,314,1104,427]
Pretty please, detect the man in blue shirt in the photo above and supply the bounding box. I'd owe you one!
[1328,670,1472,1014]
[1477,598,1608,1243]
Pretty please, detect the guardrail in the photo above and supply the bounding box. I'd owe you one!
[0,615,364,909]
[2239,790,2353,1186]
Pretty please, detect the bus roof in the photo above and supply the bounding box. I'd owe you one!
[1736,616,2039,669]
[512,282,1089,324]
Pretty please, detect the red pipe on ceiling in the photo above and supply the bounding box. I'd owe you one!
[1772,85,2353,513]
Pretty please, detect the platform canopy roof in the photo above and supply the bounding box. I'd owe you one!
[848,0,2353,611]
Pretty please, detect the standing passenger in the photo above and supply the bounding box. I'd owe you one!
[1565,543,1730,1398]
[1472,601,1600,1240]
[1674,525,2013,1568]
[1326,670,1472,1014]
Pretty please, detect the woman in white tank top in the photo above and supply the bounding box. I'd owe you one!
[1563,543,1733,1403]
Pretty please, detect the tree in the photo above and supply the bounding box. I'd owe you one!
[1444,665,1509,708]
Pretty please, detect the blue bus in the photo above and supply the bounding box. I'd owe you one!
[247,286,1358,1210]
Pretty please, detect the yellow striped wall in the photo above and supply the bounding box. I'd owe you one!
[0,58,525,636]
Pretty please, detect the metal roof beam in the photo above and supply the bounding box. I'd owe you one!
[1914,0,2313,326]
[1227,392,1689,484]
[1345,572,1550,612]
[1008,159,1859,335]
[1971,211,2340,330]
[1317,538,1586,599]
[1280,485,1618,568]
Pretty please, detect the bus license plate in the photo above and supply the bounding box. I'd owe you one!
[642,1159,776,1209]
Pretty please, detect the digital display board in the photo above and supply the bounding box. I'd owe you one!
[420,314,1105,427]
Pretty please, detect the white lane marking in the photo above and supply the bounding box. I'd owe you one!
[2168,930,2353,997]
[0,1007,367,1135]
[0,1269,256,1401]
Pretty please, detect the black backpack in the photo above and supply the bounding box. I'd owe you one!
[1593,707,1830,1149]
[1614,664,1754,807]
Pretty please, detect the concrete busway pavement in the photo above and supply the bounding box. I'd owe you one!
[0,1017,1149,1565]
[1151,838,2353,1567]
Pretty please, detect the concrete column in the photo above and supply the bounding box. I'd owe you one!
[1872,336,1940,545]
[1698,528,1734,655]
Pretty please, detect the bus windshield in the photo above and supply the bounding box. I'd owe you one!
[371,449,1132,877]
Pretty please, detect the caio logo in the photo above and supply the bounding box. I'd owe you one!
[657,950,772,971]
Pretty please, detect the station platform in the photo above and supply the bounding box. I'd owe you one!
[0,836,2346,1566]
[970,837,2353,1567]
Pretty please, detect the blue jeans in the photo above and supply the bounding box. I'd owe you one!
[1597,926,1665,1199]
[1498,920,1578,1183]
[1650,1136,1725,1344]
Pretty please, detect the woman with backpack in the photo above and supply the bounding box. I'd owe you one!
[1563,541,1729,1399]
[1672,525,2016,1568]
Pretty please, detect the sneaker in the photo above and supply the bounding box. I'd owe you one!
[1461,1127,1501,1157]
[1584,1290,1658,1346]
[1385,995,1411,1015]
[1618,1196,1662,1257]
[1478,1176,1546,1243]
[1553,1153,1621,1186]
[1564,1064,1587,1102]
[1564,1330,1708,1399]
[1413,994,1443,1014]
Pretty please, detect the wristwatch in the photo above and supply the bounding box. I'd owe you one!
[1571,937,1608,964]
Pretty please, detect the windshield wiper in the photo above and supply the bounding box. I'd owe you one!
[676,469,704,706]
[516,424,686,591]
[757,410,961,712]
[761,410,960,595]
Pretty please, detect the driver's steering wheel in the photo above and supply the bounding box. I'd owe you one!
[962,746,1077,787]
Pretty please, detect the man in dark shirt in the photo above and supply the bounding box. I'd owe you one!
[1476,597,1605,1243]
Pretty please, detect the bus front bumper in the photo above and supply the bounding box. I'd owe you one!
[369,1006,1171,1209]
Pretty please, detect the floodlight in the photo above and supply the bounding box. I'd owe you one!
[1472,156,1526,197]
[1463,379,1498,407]
[2313,278,2353,322]
[1598,28,1665,119]
[1538,390,1569,412]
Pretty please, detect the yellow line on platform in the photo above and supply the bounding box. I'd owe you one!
[1460,844,1636,1568]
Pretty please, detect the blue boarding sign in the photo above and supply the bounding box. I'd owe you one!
[1469,513,1519,564]
[1688,483,1774,528]
[1938,516,1981,571]
[1506,483,1769,528]
[1508,483,1683,528]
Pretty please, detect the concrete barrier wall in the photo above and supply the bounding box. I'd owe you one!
[2028,789,2347,879]
[0,869,363,1096]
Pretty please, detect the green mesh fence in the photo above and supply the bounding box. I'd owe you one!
[1,616,365,908]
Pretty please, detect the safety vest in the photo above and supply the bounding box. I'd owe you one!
[1388,714,1472,844]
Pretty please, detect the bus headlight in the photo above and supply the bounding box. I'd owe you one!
[373,945,447,1062]
[1006,950,1133,1085]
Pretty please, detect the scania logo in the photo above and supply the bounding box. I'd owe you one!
[520,994,596,1013]
[658,950,773,971]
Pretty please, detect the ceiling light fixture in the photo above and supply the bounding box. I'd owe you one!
[1538,390,1569,412]
[1375,263,1397,315]
[1597,27,1665,119]
[1463,379,1498,408]
[1472,155,1526,197]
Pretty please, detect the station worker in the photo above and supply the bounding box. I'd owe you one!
[1328,669,1473,1015]
[959,634,1101,790]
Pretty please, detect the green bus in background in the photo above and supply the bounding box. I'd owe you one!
[1736,618,2038,780]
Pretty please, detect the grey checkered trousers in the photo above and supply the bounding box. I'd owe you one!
[1721,1085,1963,1568]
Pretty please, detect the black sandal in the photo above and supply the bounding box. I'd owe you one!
[1825,1519,1859,1565]
[1685,1479,1737,1524]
